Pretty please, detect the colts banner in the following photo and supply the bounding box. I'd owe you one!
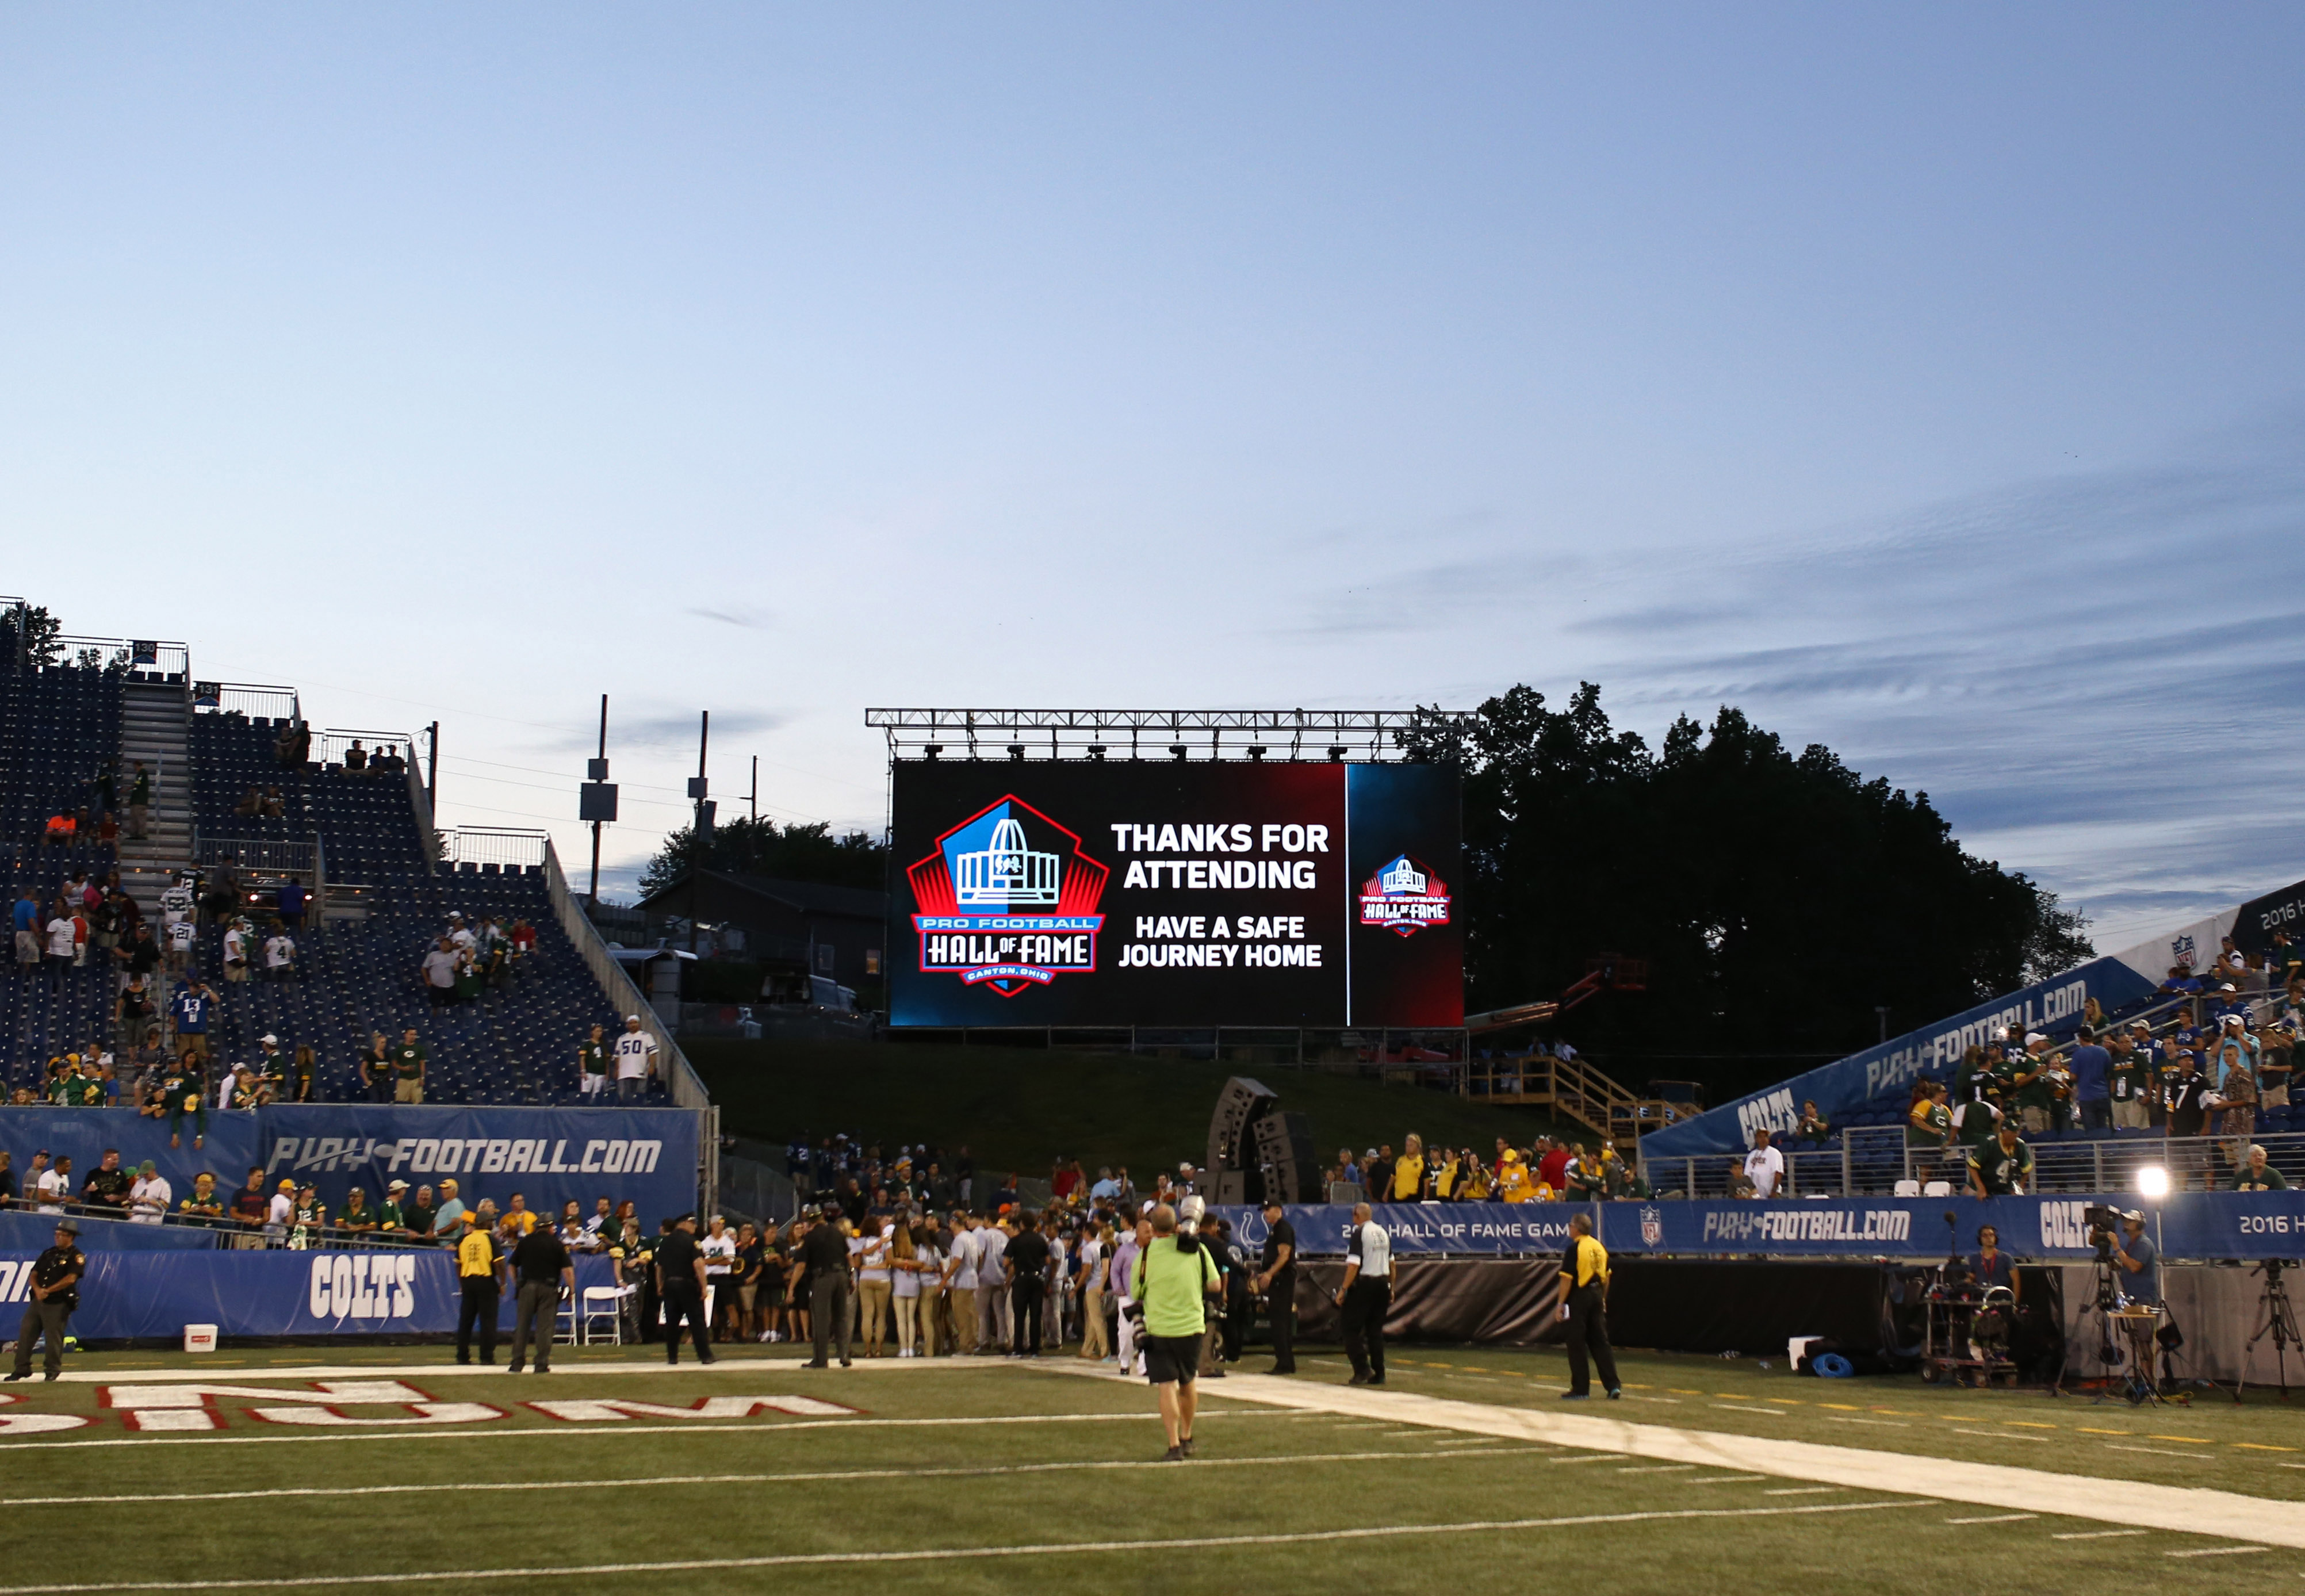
[0,1106,700,1224]
[0,1250,620,1339]
[890,761,1462,1027]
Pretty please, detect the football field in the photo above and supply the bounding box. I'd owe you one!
[2,1340,2302,1593]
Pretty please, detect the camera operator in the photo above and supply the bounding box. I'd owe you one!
[1128,1202,1221,1463]
[2109,1210,2160,1306]
[1971,1224,2016,1299]
[1333,1201,1392,1387]
[1966,1120,2034,1198]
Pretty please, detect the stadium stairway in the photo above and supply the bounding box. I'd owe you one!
[116,678,191,916]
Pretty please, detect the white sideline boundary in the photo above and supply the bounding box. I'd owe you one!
[0,1500,1929,1593]
[1049,1368,2303,1551]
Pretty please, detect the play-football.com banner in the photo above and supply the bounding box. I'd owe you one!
[0,1250,622,1339]
[0,1106,701,1223]
[1214,1192,2305,1261]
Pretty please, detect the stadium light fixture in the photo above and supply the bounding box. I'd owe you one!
[2136,1165,2170,1199]
[922,744,942,760]
[1327,745,1347,761]
[1006,744,1026,761]
[1088,745,1107,760]
[1169,744,1188,761]
[1247,746,1266,761]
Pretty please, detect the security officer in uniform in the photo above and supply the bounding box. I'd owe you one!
[1558,1211,1621,1399]
[656,1212,717,1366]
[7,1219,85,1381]
[1333,1201,1392,1387]
[454,1205,505,1365]
[1253,1197,1298,1374]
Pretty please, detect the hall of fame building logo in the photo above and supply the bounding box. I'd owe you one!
[1357,854,1451,938]
[908,797,1109,996]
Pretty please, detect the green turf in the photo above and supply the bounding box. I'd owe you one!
[688,1038,1577,1178]
[0,1341,2296,1593]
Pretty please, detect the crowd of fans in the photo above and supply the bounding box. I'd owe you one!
[9,876,550,1113]
[1886,943,2305,1193]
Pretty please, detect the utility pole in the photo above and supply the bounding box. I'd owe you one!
[687,710,711,955]
[589,695,608,906]
[749,755,758,822]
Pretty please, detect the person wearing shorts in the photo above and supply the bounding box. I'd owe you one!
[1129,1201,1220,1462]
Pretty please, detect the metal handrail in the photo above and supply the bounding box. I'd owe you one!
[6,1195,452,1249]
[1652,1123,2305,1199]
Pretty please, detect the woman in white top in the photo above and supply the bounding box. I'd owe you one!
[855,1224,892,1357]
[913,1226,944,1357]
[889,1223,925,1358]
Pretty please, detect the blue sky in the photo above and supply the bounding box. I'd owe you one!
[3,7,2300,944]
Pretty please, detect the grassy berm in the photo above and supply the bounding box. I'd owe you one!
[686,1038,1573,1177]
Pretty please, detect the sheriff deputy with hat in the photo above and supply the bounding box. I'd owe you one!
[7,1218,86,1382]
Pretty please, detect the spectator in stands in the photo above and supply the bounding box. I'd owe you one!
[407,1184,439,1242]
[1967,1120,2034,1197]
[233,785,262,819]
[82,1149,132,1212]
[357,1031,392,1103]
[377,1180,410,1236]
[169,975,217,1063]
[264,924,297,982]
[231,1168,267,1229]
[1793,1101,1830,1146]
[175,1169,225,1224]
[344,739,367,772]
[420,937,459,1008]
[1538,1136,1571,1195]
[2230,1143,2288,1191]
[1908,1080,1953,1172]
[612,1015,658,1103]
[127,761,151,839]
[153,1167,199,1223]
[1742,1128,1785,1198]
[390,1027,427,1104]
[2108,1032,2151,1130]
[2262,1021,2296,1115]
[2067,1026,2112,1132]
[430,1179,466,1241]
[338,1187,377,1238]
[36,1156,71,1213]
[276,879,306,937]
[41,901,74,992]
[12,889,39,976]
[288,1044,317,1104]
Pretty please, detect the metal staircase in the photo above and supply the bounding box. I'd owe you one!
[117,679,191,914]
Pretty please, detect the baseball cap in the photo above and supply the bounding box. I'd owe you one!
[278,1178,296,1191]
[261,1033,277,1045]
[625,1013,641,1023]
[387,1179,409,1192]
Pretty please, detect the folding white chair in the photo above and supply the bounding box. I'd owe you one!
[1892,1179,1921,1197]
[581,1285,630,1345]
[1921,1181,1954,1197]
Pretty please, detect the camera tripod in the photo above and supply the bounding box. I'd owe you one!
[2235,1260,2300,1402]
[2053,1257,2125,1400]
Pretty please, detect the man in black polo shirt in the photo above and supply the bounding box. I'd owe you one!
[1253,1197,1297,1375]
[508,1219,575,1375]
[801,1210,854,1369]
[654,1214,715,1367]
[1005,1210,1053,1358]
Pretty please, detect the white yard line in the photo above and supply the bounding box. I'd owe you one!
[1944,1513,2037,1525]
[27,1356,1023,1387]
[2053,1530,2147,1541]
[0,1407,1302,1451]
[0,1499,1932,1594]
[2166,1545,2269,1557]
[1031,1368,2305,1551]
[0,1445,1555,1510]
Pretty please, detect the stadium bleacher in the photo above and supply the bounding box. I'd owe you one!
[1,623,650,1107]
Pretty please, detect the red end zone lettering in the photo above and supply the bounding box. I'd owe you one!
[527,1395,861,1422]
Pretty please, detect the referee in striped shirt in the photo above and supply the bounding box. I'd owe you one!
[1558,1212,1620,1400]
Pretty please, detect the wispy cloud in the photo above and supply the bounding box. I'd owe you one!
[686,606,772,630]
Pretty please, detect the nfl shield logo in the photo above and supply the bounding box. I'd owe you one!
[1639,1205,1663,1247]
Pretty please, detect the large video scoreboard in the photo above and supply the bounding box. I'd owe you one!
[889,761,1461,1027]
